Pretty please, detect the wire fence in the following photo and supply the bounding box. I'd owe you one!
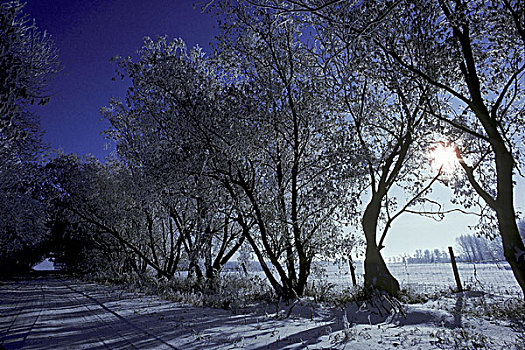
[308,260,523,298]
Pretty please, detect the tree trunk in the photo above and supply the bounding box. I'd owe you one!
[364,244,400,294]
[236,176,297,298]
[495,146,525,297]
[494,158,525,298]
[461,143,525,297]
[459,137,525,297]
[295,256,311,296]
[444,3,525,298]
[498,215,525,297]
[362,199,400,295]
[188,259,203,281]
[349,256,357,286]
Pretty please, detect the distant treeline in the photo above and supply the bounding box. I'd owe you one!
[455,234,504,263]
[390,248,451,264]
[456,223,525,263]
[393,223,525,264]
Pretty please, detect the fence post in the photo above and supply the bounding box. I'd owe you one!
[348,257,357,286]
[448,246,463,292]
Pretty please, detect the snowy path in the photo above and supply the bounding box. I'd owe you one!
[0,275,336,349]
[1,274,523,349]
[0,275,181,349]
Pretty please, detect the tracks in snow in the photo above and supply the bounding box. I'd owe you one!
[0,275,180,349]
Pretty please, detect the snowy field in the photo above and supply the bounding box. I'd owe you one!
[1,273,524,349]
[306,261,523,297]
[34,258,523,298]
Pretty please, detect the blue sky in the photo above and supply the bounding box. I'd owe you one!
[25,0,217,159]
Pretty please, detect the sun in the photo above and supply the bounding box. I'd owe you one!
[431,143,458,173]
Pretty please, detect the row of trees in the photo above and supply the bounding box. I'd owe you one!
[0,0,60,273]
[395,244,503,264]
[391,221,525,264]
[229,0,524,295]
[456,234,505,262]
[398,249,452,264]
[457,224,525,263]
[2,1,524,299]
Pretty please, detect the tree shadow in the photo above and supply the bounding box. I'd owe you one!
[1,275,489,349]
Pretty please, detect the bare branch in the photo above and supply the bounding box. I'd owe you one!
[454,145,498,209]
[377,40,472,107]
[492,63,525,119]
[424,103,490,142]
[404,208,481,216]
[378,167,442,250]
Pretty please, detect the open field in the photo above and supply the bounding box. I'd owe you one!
[307,261,523,297]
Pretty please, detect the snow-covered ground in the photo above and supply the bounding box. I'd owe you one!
[1,275,523,349]
[31,259,55,272]
[32,258,522,297]
[305,261,523,297]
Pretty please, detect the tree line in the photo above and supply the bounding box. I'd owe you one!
[1,0,524,299]
[391,222,525,264]
[456,224,525,263]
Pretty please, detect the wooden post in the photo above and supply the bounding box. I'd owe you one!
[348,257,357,286]
[448,246,463,292]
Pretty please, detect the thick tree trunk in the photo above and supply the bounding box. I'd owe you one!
[458,108,525,297]
[497,211,525,297]
[362,199,400,295]
[493,150,525,297]
[295,257,311,296]
[205,263,219,290]
[444,3,525,298]
[460,146,525,297]
[364,243,400,295]
[188,259,203,280]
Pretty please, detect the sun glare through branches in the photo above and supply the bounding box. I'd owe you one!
[431,143,458,174]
